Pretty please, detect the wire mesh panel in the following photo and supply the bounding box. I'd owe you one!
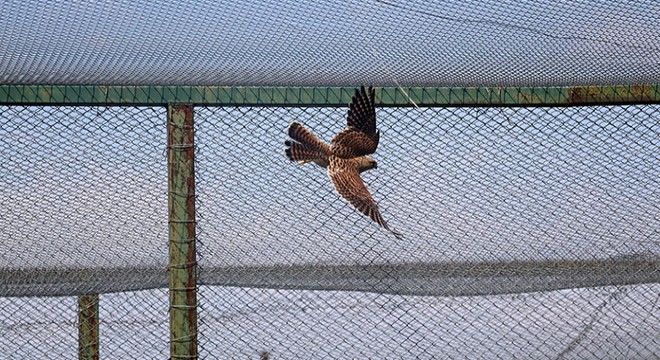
[195,104,658,358]
[98,289,169,359]
[0,106,168,357]
[0,296,78,358]
[195,105,657,270]
[193,284,659,359]
[0,106,167,274]
[0,99,658,358]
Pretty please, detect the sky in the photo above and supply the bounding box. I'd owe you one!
[1,104,657,274]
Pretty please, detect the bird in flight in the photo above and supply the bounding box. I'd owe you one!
[284,86,401,238]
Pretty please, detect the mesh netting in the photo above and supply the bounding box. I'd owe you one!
[193,105,659,357]
[195,105,658,266]
[0,289,169,359]
[1,0,659,86]
[1,102,657,357]
[195,285,658,359]
[0,107,167,296]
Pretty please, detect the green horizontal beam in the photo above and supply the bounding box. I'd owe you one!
[0,84,658,106]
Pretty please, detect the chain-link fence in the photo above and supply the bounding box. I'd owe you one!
[1,92,658,358]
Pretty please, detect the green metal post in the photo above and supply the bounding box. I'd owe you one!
[168,104,198,358]
[78,293,99,360]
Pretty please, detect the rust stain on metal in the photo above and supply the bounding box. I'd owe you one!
[518,91,540,104]
[181,104,198,354]
[567,86,603,104]
[630,84,653,98]
[39,88,51,99]
[568,85,658,104]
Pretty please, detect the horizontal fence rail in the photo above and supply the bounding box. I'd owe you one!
[0,85,659,106]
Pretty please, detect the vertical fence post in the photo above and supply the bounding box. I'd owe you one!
[168,104,198,358]
[78,293,99,360]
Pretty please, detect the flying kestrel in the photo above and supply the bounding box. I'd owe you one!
[284,86,401,238]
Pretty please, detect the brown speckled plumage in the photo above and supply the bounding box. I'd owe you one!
[284,86,401,238]
[284,122,331,168]
[331,86,379,159]
[327,157,401,238]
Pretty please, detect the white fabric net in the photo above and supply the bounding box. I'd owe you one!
[1,0,658,86]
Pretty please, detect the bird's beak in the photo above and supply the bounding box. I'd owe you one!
[297,160,311,166]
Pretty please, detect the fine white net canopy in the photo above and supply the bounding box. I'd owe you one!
[1,0,659,86]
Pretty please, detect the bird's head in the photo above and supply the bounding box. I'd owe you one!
[357,156,378,173]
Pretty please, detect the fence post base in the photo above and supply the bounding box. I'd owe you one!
[78,293,99,360]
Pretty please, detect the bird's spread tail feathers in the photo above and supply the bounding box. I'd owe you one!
[284,140,326,164]
[284,122,331,165]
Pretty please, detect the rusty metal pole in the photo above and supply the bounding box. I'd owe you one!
[167,104,198,359]
[78,293,99,360]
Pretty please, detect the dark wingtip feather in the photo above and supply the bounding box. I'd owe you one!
[284,148,292,160]
[357,86,367,102]
[381,220,403,240]
[372,208,402,239]
[358,85,373,100]
[287,122,300,138]
[390,228,404,240]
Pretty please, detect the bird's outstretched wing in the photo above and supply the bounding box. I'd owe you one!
[331,86,379,158]
[327,158,401,238]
